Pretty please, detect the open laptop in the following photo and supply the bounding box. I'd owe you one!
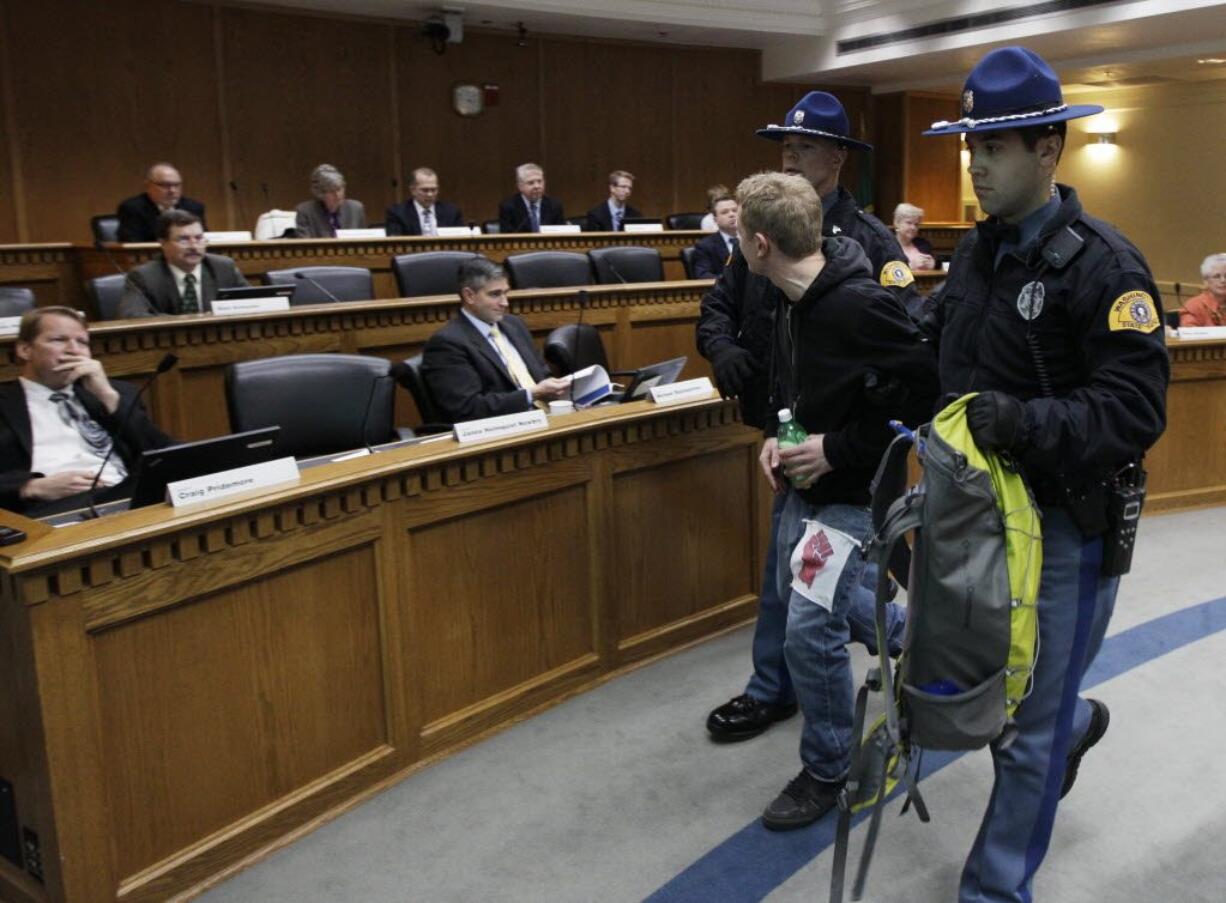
[606,356,687,403]
[128,427,281,508]
[215,284,296,302]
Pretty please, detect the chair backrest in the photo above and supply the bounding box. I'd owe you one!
[392,353,447,425]
[503,251,593,290]
[666,212,705,230]
[91,214,120,246]
[482,219,501,234]
[680,246,698,279]
[225,353,395,457]
[89,274,126,320]
[391,251,478,298]
[0,287,35,318]
[588,247,664,285]
[264,266,374,305]
[543,324,610,377]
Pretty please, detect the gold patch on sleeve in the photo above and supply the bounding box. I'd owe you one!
[880,260,915,288]
[1107,290,1160,333]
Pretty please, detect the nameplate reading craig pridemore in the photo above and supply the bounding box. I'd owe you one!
[167,457,300,507]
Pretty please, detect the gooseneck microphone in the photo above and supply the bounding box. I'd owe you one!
[358,374,393,453]
[606,259,630,285]
[86,352,179,518]
[568,289,589,406]
[294,271,342,304]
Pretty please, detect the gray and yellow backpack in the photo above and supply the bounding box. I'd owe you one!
[830,393,1043,903]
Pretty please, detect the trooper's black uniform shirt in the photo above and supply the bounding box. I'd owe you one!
[922,184,1169,504]
[696,187,919,428]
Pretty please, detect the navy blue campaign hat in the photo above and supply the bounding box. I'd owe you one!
[757,91,873,151]
[924,47,1102,136]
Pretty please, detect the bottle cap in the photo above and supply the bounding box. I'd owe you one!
[778,408,792,422]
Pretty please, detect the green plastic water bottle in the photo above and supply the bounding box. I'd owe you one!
[776,408,812,488]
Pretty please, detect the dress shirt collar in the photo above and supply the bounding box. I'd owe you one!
[460,307,496,339]
[414,200,434,219]
[167,260,204,297]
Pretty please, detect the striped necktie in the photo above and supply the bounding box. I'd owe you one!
[529,202,541,233]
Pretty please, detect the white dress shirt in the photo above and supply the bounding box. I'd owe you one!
[21,378,127,486]
[415,201,437,236]
[168,261,204,303]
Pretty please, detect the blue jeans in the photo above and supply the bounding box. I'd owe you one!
[959,508,1119,903]
[745,492,900,707]
[774,490,906,781]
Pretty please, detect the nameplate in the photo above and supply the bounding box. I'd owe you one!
[204,230,253,243]
[623,222,664,233]
[1174,326,1226,340]
[167,456,300,507]
[336,228,387,239]
[649,377,715,406]
[453,409,549,444]
[436,226,475,238]
[540,224,582,234]
[211,297,292,316]
[0,316,21,335]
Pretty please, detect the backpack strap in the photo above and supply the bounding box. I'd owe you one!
[830,677,875,903]
[870,431,917,589]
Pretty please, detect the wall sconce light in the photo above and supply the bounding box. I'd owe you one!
[1091,132,1117,146]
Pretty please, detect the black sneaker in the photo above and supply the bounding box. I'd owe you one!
[762,769,844,831]
[1061,698,1110,799]
[706,694,798,742]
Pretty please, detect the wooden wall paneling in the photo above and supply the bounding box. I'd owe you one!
[394,28,543,229]
[904,93,961,222]
[220,7,397,234]
[0,2,23,243]
[539,39,676,220]
[4,0,224,244]
[1146,343,1226,508]
[871,92,906,226]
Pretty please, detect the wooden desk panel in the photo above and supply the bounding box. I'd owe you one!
[0,399,763,903]
[1147,337,1226,511]
[0,244,83,309]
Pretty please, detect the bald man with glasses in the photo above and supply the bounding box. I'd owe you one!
[116,162,207,243]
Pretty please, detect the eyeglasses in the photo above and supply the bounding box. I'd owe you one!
[150,181,182,189]
[170,234,207,246]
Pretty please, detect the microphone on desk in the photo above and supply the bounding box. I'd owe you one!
[568,289,590,406]
[260,182,271,206]
[294,271,342,304]
[606,259,630,285]
[85,352,179,519]
[358,374,393,454]
[229,180,247,233]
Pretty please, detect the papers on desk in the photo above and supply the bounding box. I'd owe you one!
[336,228,387,239]
[1172,325,1226,340]
[562,365,613,407]
[436,226,481,238]
[204,230,253,243]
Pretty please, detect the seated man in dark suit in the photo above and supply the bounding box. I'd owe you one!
[691,188,740,279]
[116,162,207,243]
[498,163,565,233]
[584,170,642,232]
[295,164,367,238]
[385,167,464,236]
[421,257,569,423]
[118,210,249,317]
[0,307,173,516]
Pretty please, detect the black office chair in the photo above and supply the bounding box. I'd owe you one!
[225,354,406,458]
[567,215,591,230]
[1165,310,1182,329]
[264,266,374,305]
[390,353,451,431]
[666,212,706,230]
[543,324,637,379]
[482,220,501,234]
[680,247,698,279]
[89,274,126,320]
[391,251,478,298]
[0,287,35,317]
[503,252,593,290]
[90,215,120,246]
[588,247,664,284]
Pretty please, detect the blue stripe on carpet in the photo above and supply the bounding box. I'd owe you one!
[644,595,1226,903]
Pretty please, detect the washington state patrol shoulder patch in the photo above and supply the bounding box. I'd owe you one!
[1107,290,1160,333]
[880,260,915,288]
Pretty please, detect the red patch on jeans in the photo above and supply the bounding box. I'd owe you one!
[798,529,834,586]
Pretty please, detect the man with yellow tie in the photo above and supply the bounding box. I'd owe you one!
[421,256,569,423]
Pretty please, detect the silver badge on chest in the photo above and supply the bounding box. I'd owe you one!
[1017,281,1045,321]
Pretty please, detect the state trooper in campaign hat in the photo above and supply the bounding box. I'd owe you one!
[919,45,1169,902]
[696,86,921,822]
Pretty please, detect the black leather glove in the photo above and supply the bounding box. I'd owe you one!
[709,344,756,399]
[966,391,1026,453]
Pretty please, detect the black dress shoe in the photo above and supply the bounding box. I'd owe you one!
[1061,698,1110,799]
[706,693,798,742]
[762,768,844,831]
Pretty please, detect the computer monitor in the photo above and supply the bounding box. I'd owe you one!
[129,427,281,508]
[214,284,296,302]
[616,356,688,403]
